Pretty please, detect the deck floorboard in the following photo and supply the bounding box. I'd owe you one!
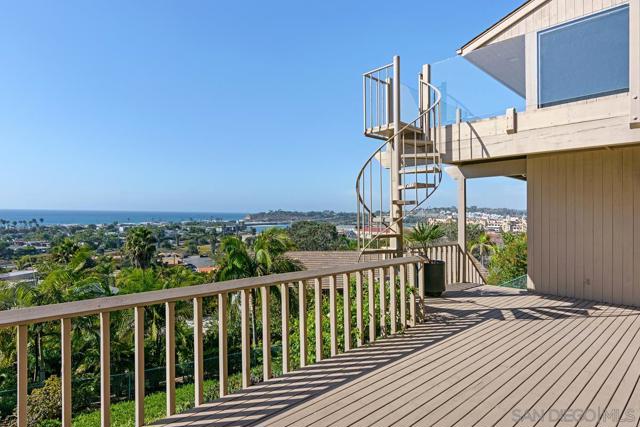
[154,285,640,427]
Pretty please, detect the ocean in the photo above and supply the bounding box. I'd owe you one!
[0,210,246,225]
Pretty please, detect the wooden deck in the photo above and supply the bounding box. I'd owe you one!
[155,285,640,427]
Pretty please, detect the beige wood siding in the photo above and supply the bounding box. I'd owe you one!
[488,0,629,46]
[527,147,640,307]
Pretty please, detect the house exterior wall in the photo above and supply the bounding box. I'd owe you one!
[488,0,629,46]
[527,147,640,307]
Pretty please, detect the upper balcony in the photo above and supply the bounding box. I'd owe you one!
[435,1,640,165]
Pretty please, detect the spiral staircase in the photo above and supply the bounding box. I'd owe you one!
[356,56,443,261]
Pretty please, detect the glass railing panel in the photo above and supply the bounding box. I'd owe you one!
[431,39,526,126]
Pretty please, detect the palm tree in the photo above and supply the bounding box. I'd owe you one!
[215,229,302,347]
[470,233,495,268]
[50,238,80,263]
[405,223,446,261]
[124,227,157,269]
[7,247,113,382]
[215,228,301,280]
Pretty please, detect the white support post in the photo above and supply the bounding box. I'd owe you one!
[525,32,538,111]
[506,107,517,134]
[458,176,467,282]
[61,318,72,427]
[408,264,416,327]
[100,312,111,427]
[134,306,145,427]
[193,297,204,406]
[240,289,250,388]
[418,262,425,299]
[281,283,290,373]
[314,278,323,361]
[261,286,272,379]
[367,269,376,342]
[298,281,307,367]
[399,265,407,328]
[342,273,351,351]
[218,293,228,396]
[391,55,403,256]
[421,64,432,134]
[329,275,338,356]
[17,325,27,427]
[355,271,364,347]
[379,267,386,337]
[165,303,175,416]
[389,266,397,334]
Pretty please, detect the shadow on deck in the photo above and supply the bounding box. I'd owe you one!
[155,284,640,427]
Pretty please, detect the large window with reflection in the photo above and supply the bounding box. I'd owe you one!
[538,5,629,107]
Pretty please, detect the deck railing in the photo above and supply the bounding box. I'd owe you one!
[409,243,487,285]
[0,256,425,427]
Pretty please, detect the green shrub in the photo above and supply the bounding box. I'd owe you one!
[6,376,61,427]
[71,364,272,427]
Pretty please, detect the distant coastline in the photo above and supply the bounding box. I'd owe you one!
[0,209,246,225]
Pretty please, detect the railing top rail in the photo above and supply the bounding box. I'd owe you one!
[363,62,394,76]
[0,256,423,329]
[364,75,391,85]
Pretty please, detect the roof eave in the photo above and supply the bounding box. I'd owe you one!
[458,0,541,56]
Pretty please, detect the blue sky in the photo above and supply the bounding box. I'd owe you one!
[0,0,526,212]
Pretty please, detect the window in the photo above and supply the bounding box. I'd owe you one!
[538,5,629,107]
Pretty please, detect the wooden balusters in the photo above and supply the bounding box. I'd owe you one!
[355,271,364,347]
[342,273,351,351]
[193,297,204,406]
[408,265,416,327]
[329,275,338,356]
[314,278,323,362]
[165,303,175,416]
[298,281,307,367]
[134,306,145,427]
[399,265,407,328]
[261,286,272,380]
[418,262,425,298]
[61,318,72,427]
[240,289,250,388]
[100,312,111,427]
[378,268,386,337]
[368,269,375,343]
[389,266,397,334]
[17,325,27,427]
[5,258,429,427]
[281,283,290,373]
[218,293,228,396]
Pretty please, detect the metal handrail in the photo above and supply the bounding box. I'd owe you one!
[362,62,394,76]
[356,79,442,261]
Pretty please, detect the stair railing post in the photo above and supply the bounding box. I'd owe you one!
[391,55,403,257]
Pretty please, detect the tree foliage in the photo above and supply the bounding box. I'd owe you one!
[405,223,446,260]
[123,227,157,269]
[440,222,485,248]
[487,232,527,285]
[287,221,350,251]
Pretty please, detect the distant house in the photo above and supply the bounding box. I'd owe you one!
[182,255,215,273]
[0,269,37,284]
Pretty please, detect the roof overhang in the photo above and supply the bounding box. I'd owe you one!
[458,0,544,56]
[463,35,526,97]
